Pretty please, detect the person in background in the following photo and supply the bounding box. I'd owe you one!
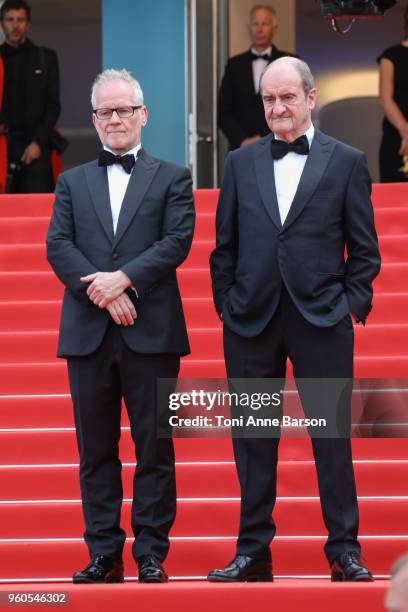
[385,553,408,612]
[0,0,60,192]
[218,4,296,150]
[378,4,408,182]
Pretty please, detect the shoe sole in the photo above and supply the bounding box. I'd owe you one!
[72,576,124,584]
[331,574,374,582]
[208,574,273,583]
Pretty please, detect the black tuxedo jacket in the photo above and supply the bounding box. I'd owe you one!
[218,46,296,149]
[0,39,60,148]
[46,149,195,357]
[210,130,381,337]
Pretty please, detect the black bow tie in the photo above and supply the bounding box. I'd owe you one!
[98,150,136,174]
[250,52,270,61]
[271,135,309,160]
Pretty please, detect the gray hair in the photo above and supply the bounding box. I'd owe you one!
[249,4,277,26]
[260,56,315,96]
[91,68,144,108]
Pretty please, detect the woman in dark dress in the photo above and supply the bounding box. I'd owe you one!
[378,6,408,182]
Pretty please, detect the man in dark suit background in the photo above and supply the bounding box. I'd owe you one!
[218,4,294,150]
[0,0,60,192]
[209,57,380,582]
[47,69,194,584]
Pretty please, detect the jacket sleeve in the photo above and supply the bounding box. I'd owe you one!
[344,153,381,324]
[32,48,61,147]
[209,153,238,316]
[46,173,98,306]
[120,166,195,299]
[218,61,247,149]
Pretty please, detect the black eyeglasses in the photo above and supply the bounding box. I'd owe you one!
[93,106,142,120]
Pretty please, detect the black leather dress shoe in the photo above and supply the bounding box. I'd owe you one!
[137,555,168,583]
[208,555,273,582]
[331,552,374,582]
[72,555,124,583]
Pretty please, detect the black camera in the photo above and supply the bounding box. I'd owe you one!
[320,0,397,18]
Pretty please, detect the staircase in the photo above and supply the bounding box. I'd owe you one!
[0,184,407,610]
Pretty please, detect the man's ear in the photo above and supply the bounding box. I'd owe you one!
[140,106,148,128]
[308,88,317,111]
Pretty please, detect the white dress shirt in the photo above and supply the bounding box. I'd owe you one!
[105,144,141,234]
[251,46,272,93]
[274,124,314,225]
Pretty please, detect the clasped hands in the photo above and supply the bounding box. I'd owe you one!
[80,271,137,326]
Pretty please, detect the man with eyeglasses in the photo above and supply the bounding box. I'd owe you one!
[46,68,195,584]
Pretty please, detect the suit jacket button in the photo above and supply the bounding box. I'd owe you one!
[112,253,118,260]
[279,235,284,241]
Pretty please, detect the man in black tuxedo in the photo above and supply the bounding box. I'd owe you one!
[218,4,295,150]
[46,69,194,584]
[0,0,60,192]
[209,57,380,582]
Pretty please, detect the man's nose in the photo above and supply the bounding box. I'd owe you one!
[108,111,122,123]
[273,100,286,115]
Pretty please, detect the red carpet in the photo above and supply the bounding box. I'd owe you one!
[0,184,407,610]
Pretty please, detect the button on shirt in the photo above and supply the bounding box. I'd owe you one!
[274,124,314,225]
[251,46,272,94]
[105,144,141,234]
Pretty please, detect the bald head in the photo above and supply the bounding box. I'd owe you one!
[260,56,315,97]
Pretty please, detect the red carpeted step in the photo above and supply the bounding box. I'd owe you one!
[372,183,408,207]
[0,429,406,464]
[0,214,215,246]
[0,194,54,217]
[373,264,408,292]
[0,582,390,612]
[0,497,406,539]
[1,265,407,300]
[1,460,408,500]
[0,293,406,333]
[3,235,407,271]
[0,272,63,300]
[0,191,220,219]
[0,537,404,579]
[0,242,216,272]
[1,325,408,362]
[0,301,62,331]
[0,245,52,272]
[0,298,220,332]
[371,293,408,324]
[378,235,408,263]
[1,355,408,396]
[373,207,408,234]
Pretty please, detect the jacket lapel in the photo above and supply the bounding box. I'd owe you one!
[282,129,336,230]
[85,162,114,242]
[113,149,160,248]
[254,134,282,230]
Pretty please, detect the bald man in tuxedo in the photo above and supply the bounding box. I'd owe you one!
[209,57,380,583]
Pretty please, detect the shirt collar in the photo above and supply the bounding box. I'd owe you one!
[250,46,272,57]
[103,143,142,158]
[273,123,315,146]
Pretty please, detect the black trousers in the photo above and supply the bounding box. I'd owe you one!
[67,322,180,563]
[223,286,360,565]
[6,135,54,193]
